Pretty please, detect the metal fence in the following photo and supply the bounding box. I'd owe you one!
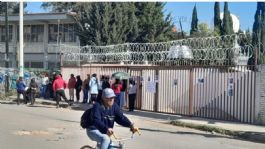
[61,33,260,66]
[61,65,256,123]
[61,33,260,123]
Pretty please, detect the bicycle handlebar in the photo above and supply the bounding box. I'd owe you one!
[111,129,141,141]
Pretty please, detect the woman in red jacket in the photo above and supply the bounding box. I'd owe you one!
[111,79,123,108]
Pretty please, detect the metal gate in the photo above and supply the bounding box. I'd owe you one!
[127,65,256,123]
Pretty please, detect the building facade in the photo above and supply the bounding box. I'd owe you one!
[0,13,79,70]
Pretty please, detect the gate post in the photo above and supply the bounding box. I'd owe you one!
[189,68,194,115]
[154,68,159,112]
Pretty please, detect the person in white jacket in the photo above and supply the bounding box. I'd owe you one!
[89,73,98,103]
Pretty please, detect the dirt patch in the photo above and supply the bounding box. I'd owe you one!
[14,130,51,136]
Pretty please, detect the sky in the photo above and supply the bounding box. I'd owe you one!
[25,2,257,33]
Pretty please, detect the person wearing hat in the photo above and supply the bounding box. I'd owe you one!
[86,88,139,149]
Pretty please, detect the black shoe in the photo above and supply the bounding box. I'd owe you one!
[68,100,73,106]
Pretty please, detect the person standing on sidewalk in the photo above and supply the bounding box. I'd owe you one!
[41,73,49,99]
[97,75,104,102]
[53,74,71,108]
[120,79,127,108]
[89,73,98,104]
[82,74,90,103]
[128,80,137,112]
[75,75,82,102]
[16,77,26,105]
[111,79,123,108]
[29,78,38,105]
[68,74,76,102]
[102,76,111,90]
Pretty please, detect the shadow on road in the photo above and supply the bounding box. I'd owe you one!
[139,127,229,138]
[139,127,262,143]
[27,105,55,109]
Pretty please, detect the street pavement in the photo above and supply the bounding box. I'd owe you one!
[0,103,265,149]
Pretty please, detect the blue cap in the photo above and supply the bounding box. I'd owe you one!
[102,88,116,99]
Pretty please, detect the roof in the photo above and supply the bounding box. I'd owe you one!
[0,12,75,24]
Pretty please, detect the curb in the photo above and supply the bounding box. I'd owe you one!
[0,99,85,111]
[170,120,265,144]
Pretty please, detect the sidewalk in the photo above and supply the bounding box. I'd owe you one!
[123,110,265,144]
[1,96,265,144]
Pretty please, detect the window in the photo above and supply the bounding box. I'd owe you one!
[48,62,60,69]
[17,25,44,42]
[31,62,43,68]
[24,62,30,68]
[0,25,13,42]
[48,24,77,43]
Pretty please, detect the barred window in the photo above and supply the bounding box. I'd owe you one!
[0,25,13,42]
[18,25,44,42]
[48,24,76,43]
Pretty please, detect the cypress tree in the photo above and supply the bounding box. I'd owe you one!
[221,2,233,35]
[190,5,198,36]
[214,2,222,35]
[252,2,265,48]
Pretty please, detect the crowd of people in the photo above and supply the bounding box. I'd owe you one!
[16,72,139,149]
[16,72,138,111]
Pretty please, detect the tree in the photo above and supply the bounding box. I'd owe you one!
[252,2,265,48]
[0,2,27,14]
[190,5,198,36]
[221,2,234,35]
[197,23,212,37]
[44,2,174,45]
[135,2,174,43]
[41,2,77,12]
[248,2,265,65]
[214,2,222,36]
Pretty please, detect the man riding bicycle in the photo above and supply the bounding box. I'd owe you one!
[86,88,139,149]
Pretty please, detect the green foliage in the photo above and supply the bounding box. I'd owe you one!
[214,2,222,36]
[190,5,198,36]
[190,23,213,37]
[0,2,27,14]
[41,2,77,12]
[251,2,265,64]
[197,23,213,37]
[221,2,234,35]
[42,2,174,45]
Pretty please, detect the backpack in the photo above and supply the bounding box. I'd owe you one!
[80,106,94,129]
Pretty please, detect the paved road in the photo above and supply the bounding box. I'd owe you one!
[0,103,264,149]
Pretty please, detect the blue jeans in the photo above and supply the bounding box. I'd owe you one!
[120,92,125,107]
[86,129,116,149]
[83,89,88,103]
[115,93,121,108]
[41,85,47,99]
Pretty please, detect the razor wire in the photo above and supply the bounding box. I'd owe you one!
[61,33,259,66]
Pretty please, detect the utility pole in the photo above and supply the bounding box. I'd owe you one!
[19,1,24,77]
[5,2,9,94]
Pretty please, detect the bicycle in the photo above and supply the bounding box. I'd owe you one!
[80,130,141,149]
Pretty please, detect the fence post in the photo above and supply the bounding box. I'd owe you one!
[139,69,143,110]
[189,68,194,115]
[154,68,159,112]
